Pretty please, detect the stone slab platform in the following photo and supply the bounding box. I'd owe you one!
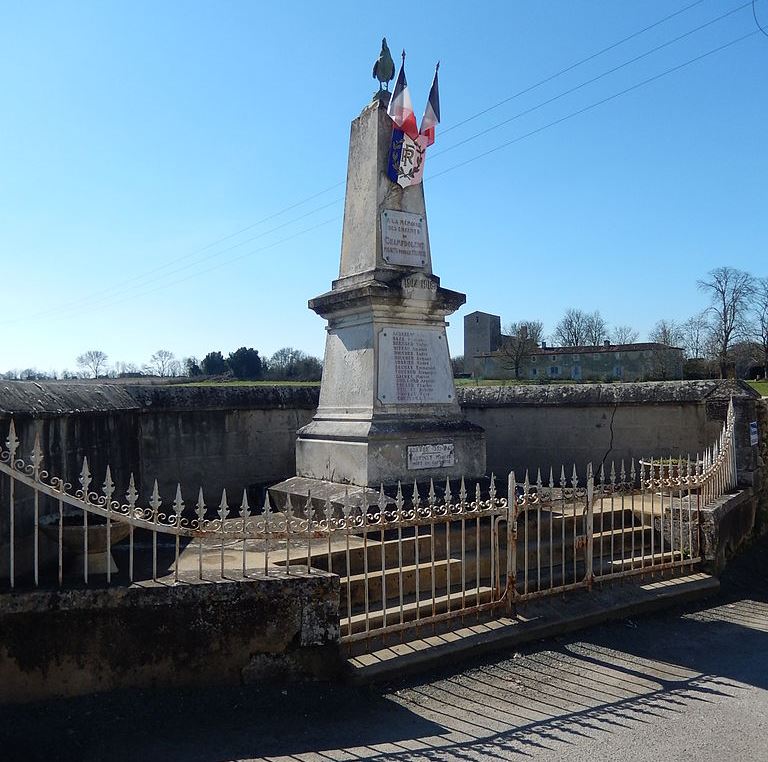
[346,571,719,684]
[268,475,502,516]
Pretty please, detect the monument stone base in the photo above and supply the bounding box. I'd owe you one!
[295,417,485,487]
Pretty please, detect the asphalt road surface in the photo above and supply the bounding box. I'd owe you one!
[3,536,767,762]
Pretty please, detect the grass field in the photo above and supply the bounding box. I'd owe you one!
[748,380,768,396]
[454,378,532,387]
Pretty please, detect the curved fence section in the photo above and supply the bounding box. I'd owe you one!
[0,399,737,645]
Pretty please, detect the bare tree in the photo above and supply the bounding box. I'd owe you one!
[500,321,544,378]
[610,325,639,344]
[584,311,608,345]
[145,350,178,377]
[450,356,465,376]
[698,266,756,378]
[681,311,711,359]
[115,361,143,377]
[647,320,685,379]
[554,308,589,346]
[753,277,768,379]
[76,350,109,379]
[649,319,684,347]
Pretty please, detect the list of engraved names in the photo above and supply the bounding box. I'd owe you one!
[392,329,437,403]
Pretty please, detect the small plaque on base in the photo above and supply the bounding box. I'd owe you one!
[407,443,455,470]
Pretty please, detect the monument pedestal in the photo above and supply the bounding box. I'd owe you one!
[271,95,485,507]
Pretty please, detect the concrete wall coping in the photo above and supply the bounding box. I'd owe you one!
[457,380,758,408]
[0,379,756,415]
[0,382,320,415]
[0,570,336,616]
[0,382,141,415]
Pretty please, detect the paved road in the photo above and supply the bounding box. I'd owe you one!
[3,538,767,761]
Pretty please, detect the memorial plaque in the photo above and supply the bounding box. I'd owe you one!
[377,327,455,404]
[381,209,428,267]
[408,443,455,470]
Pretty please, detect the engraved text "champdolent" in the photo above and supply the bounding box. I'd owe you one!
[381,210,427,267]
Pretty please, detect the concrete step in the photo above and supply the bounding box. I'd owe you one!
[345,571,720,684]
[342,586,496,635]
[342,558,480,609]
[284,519,655,580]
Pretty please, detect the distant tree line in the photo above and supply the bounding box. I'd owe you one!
[496,266,767,381]
[1,346,323,382]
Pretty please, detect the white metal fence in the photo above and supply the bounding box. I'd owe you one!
[0,400,737,645]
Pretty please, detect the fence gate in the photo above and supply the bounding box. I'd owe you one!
[0,401,736,651]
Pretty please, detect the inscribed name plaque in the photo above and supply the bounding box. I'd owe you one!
[381,210,428,267]
[408,443,455,470]
[377,327,455,404]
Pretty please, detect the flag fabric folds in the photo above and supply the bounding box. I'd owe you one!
[387,129,427,188]
[387,61,419,140]
[386,57,438,188]
[419,64,440,147]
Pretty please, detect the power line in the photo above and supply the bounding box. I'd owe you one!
[48,27,759,323]
[430,1,754,161]
[6,0,712,323]
[48,217,341,321]
[2,3,757,326]
[18,196,344,323]
[754,0,768,37]
[441,0,709,136]
[427,29,759,183]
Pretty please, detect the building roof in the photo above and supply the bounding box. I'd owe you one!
[535,342,681,355]
[477,342,682,358]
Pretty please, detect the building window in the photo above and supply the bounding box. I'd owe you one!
[549,366,559,376]
[571,365,581,380]
[531,368,537,377]
[613,365,622,378]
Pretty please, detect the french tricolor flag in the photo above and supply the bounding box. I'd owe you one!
[419,63,440,147]
[387,54,419,140]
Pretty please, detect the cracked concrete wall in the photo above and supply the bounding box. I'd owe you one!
[0,380,759,498]
[459,380,757,480]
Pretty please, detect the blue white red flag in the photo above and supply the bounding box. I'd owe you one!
[387,56,419,140]
[419,63,440,147]
[387,129,427,188]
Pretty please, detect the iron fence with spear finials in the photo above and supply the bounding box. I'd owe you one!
[0,400,737,645]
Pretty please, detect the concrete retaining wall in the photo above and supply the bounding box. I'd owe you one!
[458,381,758,481]
[0,380,763,574]
[0,381,758,494]
[0,571,340,704]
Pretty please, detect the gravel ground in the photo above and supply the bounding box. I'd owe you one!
[2,534,767,762]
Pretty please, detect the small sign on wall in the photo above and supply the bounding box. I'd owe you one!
[750,421,759,447]
[407,443,455,470]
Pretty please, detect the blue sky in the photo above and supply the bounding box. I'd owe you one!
[1,1,766,374]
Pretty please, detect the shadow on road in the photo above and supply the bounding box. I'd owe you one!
[2,537,767,761]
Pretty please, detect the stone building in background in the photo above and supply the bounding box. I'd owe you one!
[464,311,684,381]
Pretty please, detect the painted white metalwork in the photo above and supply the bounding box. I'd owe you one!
[0,400,738,646]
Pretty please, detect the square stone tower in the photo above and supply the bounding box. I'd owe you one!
[288,94,485,493]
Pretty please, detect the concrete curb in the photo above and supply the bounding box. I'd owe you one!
[345,572,719,685]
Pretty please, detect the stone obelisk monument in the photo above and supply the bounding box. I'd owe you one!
[272,50,486,504]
